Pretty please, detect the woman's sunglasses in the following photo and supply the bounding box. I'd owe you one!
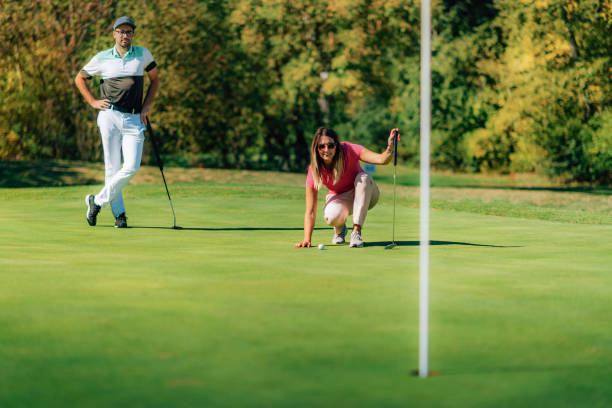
[317,142,336,150]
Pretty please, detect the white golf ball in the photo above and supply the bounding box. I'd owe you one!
[318,244,325,250]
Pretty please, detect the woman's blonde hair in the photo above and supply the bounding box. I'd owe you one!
[310,127,344,190]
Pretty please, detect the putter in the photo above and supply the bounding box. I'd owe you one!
[384,130,399,250]
[146,119,181,230]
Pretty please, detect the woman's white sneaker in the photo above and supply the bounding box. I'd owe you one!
[332,225,347,244]
[349,230,364,248]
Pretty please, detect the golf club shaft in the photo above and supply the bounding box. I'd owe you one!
[159,169,177,228]
[146,119,164,172]
[146,119,177,228]
[392,130,398,243]
[392,165,396,243]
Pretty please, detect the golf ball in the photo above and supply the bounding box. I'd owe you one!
[318,244,325,250]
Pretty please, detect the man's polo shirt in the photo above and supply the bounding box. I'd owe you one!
[80,46,157,113]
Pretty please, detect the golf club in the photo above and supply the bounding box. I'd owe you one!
[146,119,181,230]
[384,129,399,250]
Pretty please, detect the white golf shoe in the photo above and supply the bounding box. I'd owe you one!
[332,225,347,244]
[349,229,364,248]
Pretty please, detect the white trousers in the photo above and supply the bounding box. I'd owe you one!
[323,172,380,228]
[93,109,145,217]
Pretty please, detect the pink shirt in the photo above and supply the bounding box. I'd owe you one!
[306,142,365,195]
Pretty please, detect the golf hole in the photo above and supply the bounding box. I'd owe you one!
[411,369,440,377]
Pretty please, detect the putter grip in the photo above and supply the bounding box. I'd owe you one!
[392,130,398,166]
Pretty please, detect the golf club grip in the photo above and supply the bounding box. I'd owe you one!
[146,120,164,171]
[392,130,398,166]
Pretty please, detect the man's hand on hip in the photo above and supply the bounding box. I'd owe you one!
[90,99,110,110]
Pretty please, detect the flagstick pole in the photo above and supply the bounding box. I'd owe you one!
[419,0,431,379]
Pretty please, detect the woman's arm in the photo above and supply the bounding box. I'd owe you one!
[359,128,400,165]
[294,187,318,248]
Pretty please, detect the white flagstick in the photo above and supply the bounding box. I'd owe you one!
[419,0,431,378]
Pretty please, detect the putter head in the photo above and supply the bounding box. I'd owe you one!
[384,243,398,250]
[172,226,183,230]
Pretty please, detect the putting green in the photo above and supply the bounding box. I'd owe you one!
[0,178,610,407]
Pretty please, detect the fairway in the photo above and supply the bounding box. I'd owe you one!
[1,169,611,407]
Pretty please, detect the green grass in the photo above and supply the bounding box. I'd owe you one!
[0,168,611,407]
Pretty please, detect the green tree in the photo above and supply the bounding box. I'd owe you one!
[1,0,608,183]
[466,0,611,182]
[0,1,114,160]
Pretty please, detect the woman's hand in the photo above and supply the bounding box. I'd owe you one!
[360,127,401,165]
[296,187,317,248]
[387,128,401,149]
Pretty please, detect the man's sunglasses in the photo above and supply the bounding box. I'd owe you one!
[318,142,336,150]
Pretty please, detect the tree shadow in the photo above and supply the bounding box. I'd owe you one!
[373,175,609,196]
[435,185,611,196]
[365,240,521,248]
[0,161,98,187]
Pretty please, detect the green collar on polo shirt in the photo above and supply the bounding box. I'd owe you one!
[112,45,135,58]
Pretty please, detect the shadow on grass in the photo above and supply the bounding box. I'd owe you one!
[102,226,520,247]
[0,161,97,187]
[365,240,521,248]
[436,185,611,196]
[373,175,610,195]
[106,226,330,231]
[440,363,608,376]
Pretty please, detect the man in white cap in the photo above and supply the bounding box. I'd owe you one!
[75,16,160,228]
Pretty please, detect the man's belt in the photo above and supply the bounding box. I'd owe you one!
[109,104,140,114]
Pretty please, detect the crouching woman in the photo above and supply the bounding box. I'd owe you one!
[294,127,400,248]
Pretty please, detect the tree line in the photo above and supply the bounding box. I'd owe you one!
[0,0,609,183]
